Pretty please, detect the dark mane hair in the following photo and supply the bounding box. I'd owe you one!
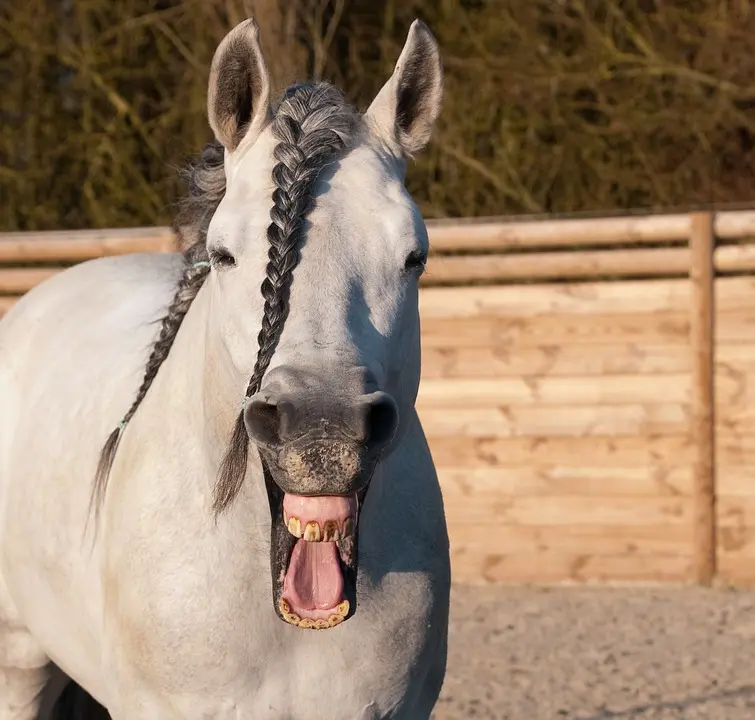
[90,82,358,520]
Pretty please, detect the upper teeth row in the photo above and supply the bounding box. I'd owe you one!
[286,517,354,541]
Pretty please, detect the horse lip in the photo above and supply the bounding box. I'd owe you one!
[259,436,375,498]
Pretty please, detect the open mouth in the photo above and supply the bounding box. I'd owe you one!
[266,475,364,630]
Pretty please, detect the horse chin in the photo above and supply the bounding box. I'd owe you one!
[264,472,367,630]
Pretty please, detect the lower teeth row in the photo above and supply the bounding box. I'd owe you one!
[279,599,350,629]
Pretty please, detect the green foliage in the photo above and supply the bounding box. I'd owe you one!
[1,0,754,231]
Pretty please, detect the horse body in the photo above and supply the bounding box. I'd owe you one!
[0,255,185,711]
[0,17,450,719]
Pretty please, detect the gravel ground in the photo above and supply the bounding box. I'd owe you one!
[433,585,755,720]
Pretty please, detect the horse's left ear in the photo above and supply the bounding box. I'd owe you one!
[207,17,272,153]
[364,20,443,158]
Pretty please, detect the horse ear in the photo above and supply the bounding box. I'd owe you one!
[207,18,272,152]
[364,20,443,158]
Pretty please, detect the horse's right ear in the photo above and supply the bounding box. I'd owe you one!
[207,18,272,153]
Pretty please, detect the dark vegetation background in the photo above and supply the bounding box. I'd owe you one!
[2,0,754,232]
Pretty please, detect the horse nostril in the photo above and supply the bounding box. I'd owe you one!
[244,397,298,447]
[352,392,399,450]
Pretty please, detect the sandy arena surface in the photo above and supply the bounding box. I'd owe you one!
[433,585,755,720]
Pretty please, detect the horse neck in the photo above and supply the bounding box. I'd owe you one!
[135,278,265,512]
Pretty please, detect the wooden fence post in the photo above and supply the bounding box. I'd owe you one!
[689,211,716,585]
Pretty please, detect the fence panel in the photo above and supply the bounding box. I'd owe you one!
[3,209,755,586]
[417,280,696,584]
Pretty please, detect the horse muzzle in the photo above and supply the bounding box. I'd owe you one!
[242,367,399,629]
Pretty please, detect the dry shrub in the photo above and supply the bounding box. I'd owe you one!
[1,0,753,231]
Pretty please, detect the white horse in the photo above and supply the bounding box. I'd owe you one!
[0,15,450,720]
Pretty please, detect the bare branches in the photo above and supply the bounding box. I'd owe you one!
[1,0,754,231]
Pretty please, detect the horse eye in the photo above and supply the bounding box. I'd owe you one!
[209,247,237,269]
[404,250,427,274]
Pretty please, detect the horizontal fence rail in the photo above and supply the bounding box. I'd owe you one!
[2,212,755,295]
[3,208,755,587]
[425,211,755,251]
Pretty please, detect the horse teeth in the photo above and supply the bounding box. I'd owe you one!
[322,521,340,542]
[303,521,321,542]
[287,516,302,538]
[286,516,355,542]
[278,597,349,630]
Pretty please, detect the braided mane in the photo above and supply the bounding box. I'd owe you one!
[214,83,357,512]
[90,82,358,520]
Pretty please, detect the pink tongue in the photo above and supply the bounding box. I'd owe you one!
[284,540,344,611]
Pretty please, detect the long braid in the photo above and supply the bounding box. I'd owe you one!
[90,245,211,517]
[90,84,355,521]
[89,143,225,521]
[213,83,356,513]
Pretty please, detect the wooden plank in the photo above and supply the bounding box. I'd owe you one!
[0,268,59,294]
[425,210,755,254]
[715,412,755,432]
[421,312,690,349]
[711,354,755,418]
[715,277,755,312]
[417,374,691,408]
[449,522,693,555]
[438,466,692,497]
[715,556,755,586]
[442,494,691,526]
[717,523,755,557]
[717,344,755,363]
[449,547,693,584]
[717,498,755,584]
[699,312,755,344]
[426,278,755,323]
[713,362,755,410]
[426,213,694,252]
[715,415,755,438]
[419,279,690,319]
[689,212,716,585]
[715,243,755,273]
[435,277,749,319]
[716,434,755,467]
[427,435,695,468]
[717,497,755,583]
[0,226,176,262]
[421,344,692,378]
[420,403,689,439]
[422,247,689,285]
[716,469,755,496]
[716,312,755,342]
[0,296,20,317]
[0,212,747,262]
[715,210,755,240]
[716,496,755,526]
[716,349,755,431]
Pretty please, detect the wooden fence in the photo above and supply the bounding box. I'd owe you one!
[3,209,755,587]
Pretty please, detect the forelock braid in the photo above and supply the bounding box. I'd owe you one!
[213,83,358,513]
